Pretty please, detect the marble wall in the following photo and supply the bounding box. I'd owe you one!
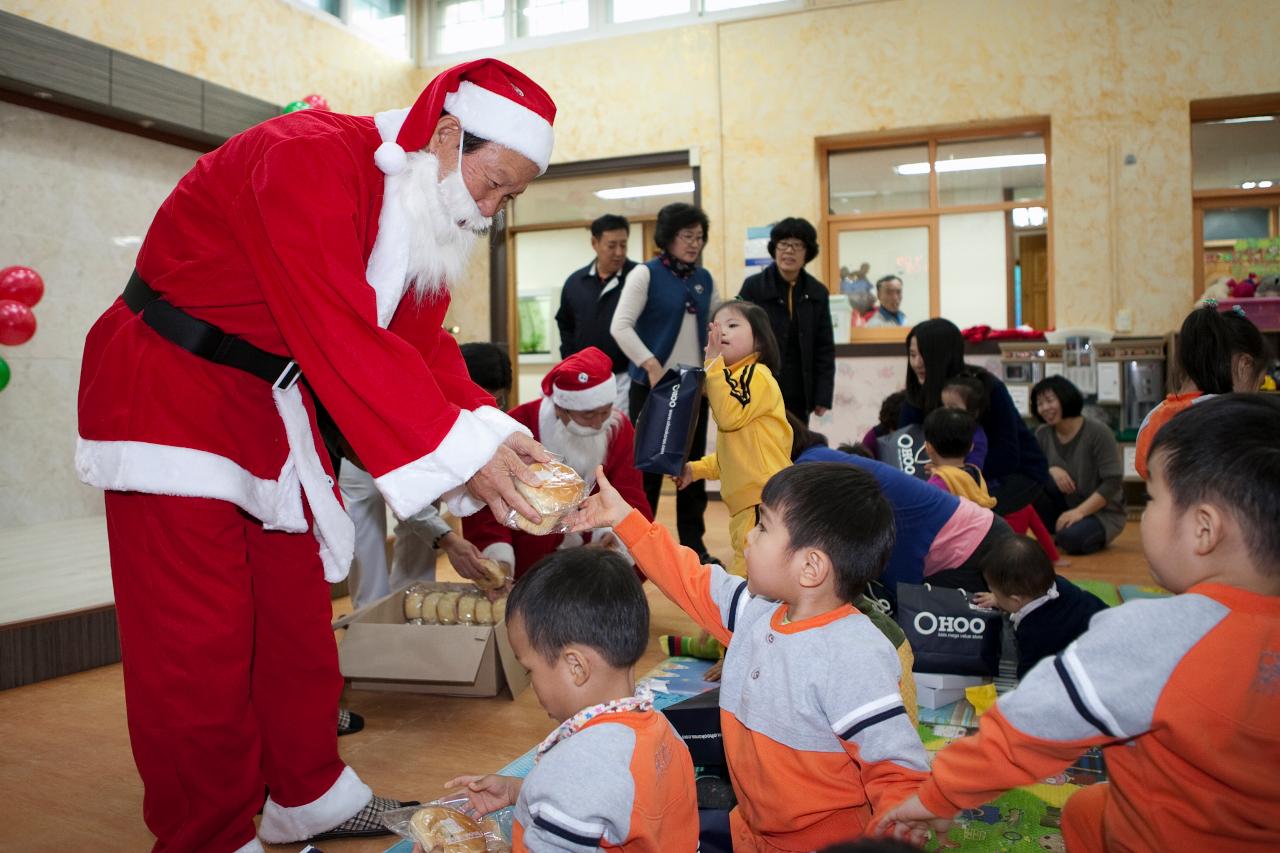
[0,102,200,527]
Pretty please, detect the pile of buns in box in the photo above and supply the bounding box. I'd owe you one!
[402,460,588,628]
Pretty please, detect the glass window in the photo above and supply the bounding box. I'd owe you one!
[518,0,589,37]
[295,0,341,15]
[835,225,930,327]
[1204,207,1273,241]
[437,0,507,54]
[350,0,409,55]
[511,166,695,227]
[936,135,1045,206]
[938,211,1007,328]
[828,145,930,215]
[611,0,691,24]
[704,0,780,9]
[1192,115,1280,191]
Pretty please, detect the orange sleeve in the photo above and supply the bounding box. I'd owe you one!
[615,510,736,645]
[918,706,1103,816]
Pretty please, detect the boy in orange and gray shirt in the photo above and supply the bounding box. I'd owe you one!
[448,549,698,851]
[573,462,929,852]
[877,394,1280,851]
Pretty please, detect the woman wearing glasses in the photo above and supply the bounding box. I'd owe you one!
[611,201,717,563]
[737,217,835,420]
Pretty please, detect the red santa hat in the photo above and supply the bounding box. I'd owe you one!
[374,58,556,177]
[542,348,616,410]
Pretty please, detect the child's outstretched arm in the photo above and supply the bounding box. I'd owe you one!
[894,594,1224,824]
[568,466,745,645]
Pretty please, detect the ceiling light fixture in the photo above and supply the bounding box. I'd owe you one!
[594,180,695,200]
[1242,181,1258,189]
[1211,115,1276,124]
[1259,180,1274,188]
[894,153,1046,176]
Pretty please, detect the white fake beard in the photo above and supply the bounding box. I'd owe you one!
[539,398,612,490]
[400,151,491,299]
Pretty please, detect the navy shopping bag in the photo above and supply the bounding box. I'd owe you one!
[634,365,706,476]
[876,423,930,481]
[896,582,1003,676]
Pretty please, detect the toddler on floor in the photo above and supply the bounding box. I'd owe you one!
[877,394,1280,852]
[973,535,1108,678]
[676,300,793,578]
[448,549,698,852]
[573,462,929,851]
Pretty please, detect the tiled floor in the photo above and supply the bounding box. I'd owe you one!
[0,499,1156,851]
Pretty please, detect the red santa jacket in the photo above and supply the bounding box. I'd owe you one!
[463,397,651,577]
[75,108,526,580]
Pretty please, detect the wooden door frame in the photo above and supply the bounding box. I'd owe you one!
[826,215,937,342]
[1190,191,1280,304]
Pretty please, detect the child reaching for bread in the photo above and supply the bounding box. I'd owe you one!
[875,395,1280,850]
[570,463,931,850]
[443,548,698,852]
[674,300,792,578]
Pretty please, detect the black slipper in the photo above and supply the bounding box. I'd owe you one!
[308,795,420,841]
[336,708,365,736]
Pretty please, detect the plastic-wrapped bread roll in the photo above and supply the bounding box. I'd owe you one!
[419,591,444,625]
[407,806,487,853]
[456,594,479,625]
[435,591,462,625]
[510,461,586,535]
[492,596,507,624]
[473,598,493,626]
[403,586,426,623]
[472,558,509,592]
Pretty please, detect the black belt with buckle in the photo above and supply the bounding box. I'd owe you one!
[122,270,301,390]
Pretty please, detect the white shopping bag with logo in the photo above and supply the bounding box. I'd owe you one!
[896,583,1002,676]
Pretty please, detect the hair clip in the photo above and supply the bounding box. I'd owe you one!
[1202,297,1218,307]
[1232,304,1246,317]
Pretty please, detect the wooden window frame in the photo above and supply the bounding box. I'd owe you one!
[818,118,1053,338]
[1188,93,1280,304]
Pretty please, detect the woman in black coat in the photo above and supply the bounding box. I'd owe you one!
[737,217,835,419]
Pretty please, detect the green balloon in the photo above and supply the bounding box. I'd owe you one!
[282,100,310,114]
[0,356,9,392]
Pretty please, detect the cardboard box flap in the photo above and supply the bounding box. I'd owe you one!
[340,623,494,683]
[493,620,530,697]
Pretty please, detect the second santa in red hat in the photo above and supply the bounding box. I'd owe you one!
[541,347,618,410]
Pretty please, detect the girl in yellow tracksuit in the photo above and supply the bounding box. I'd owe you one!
[677,301,793,577]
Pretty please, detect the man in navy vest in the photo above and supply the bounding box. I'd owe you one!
[610,202,717,562]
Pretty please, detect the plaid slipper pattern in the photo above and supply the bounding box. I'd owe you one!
[309,795,419,841]
[336,708,365,737]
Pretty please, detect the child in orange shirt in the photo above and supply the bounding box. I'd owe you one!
[446,549,698,852]
[876,394,1280,851]
[572,462,929,852]
[1134,302,1267,479]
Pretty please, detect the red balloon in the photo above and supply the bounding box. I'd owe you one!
[0,300,36,346]
[303,93,330,111]
[0,266,44,307]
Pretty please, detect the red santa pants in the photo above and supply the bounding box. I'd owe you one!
[105,490,354,852]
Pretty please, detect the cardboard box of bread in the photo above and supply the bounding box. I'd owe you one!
[333,462,586,699]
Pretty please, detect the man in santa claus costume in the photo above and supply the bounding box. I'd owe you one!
[464,347,652,577]
[76,60,557,851]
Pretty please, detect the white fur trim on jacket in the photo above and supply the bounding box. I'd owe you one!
[258,766,372,843]
[375,405,530,522]
[368,108,413,327]
[549,379,615,411]
[444,81,553,174]
[481,542,516,570]
[75,387,356,583]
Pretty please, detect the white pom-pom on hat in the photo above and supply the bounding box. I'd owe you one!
[374,141,408,176]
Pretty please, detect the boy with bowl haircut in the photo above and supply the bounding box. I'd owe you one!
[876,394,1280,851]
[447,548,698,852]
[571,462,930,851]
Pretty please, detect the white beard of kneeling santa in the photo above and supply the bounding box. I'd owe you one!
[463,346,653,578]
